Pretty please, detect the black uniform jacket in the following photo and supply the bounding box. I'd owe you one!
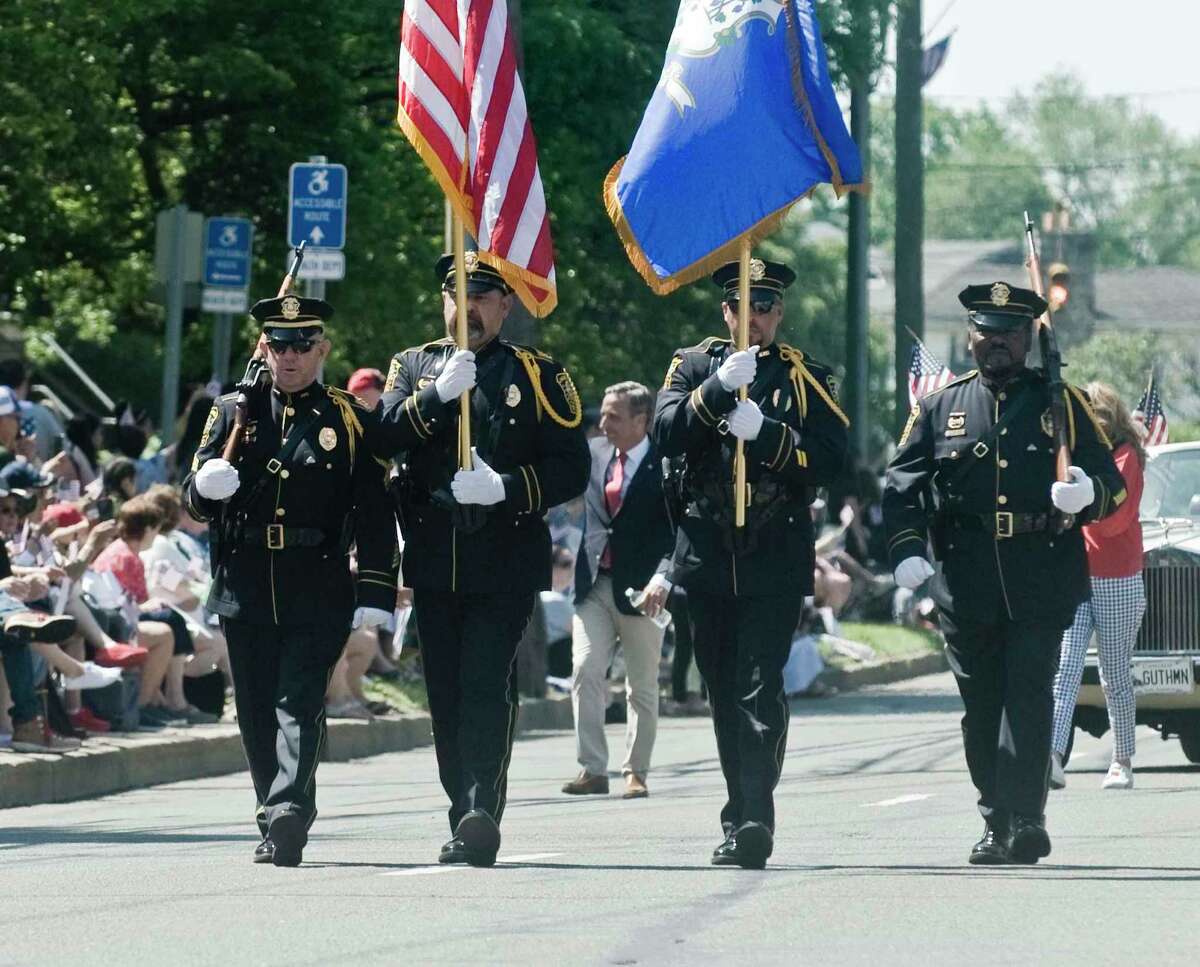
[376,336,589,593]
[183,382,399,626]
[883,368,1123,626]
[653,338,850,598]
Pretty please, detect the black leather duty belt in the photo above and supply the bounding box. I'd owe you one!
[943,511,1053,539]
[241,525,328,550]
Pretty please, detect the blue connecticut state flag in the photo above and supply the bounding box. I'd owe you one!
[605,0,864,293]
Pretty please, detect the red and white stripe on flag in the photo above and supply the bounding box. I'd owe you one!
[397,0,557,316]
[907,338,955,406]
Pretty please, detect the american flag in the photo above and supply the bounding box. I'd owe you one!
[1136,373,1169,446]
[397,0,556,316]
[908,337,955,406]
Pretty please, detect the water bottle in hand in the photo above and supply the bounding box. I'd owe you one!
[626,586,672,630]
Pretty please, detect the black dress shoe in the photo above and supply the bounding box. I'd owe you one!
[438,837,468,865]
[455,809,501,867]
[1009,816,1051,865]
[253,839,275,864]
[968,824,1010,865]
[711,822,773,869]
[269,813,307,868]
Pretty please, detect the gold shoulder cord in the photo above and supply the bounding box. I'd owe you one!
[326,387,365,463]
[778,345,851,428]
[1066,385,1111,449]
[514,349,583,428]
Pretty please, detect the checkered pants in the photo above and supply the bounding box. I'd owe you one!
[1051,574,1146,761]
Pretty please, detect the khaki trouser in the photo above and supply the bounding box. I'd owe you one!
[571,574,663,778]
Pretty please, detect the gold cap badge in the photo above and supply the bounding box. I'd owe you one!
[463,251,480,273]
[281,295,301,320]
[749,258,766,282]
[990,283,1011,307]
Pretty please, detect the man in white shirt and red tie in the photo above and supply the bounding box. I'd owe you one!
[563,381,675,800]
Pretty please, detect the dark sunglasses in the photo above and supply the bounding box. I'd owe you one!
[726,298,778,315]
[266,339,317,355]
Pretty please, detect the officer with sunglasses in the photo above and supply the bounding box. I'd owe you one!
[373,254,589,868]
[652,258,849,869]
[183,294,398,868]
[883,282,1121,866]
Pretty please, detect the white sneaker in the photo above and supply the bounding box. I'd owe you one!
[1102,761,1133,789]
[1049,751,1066,790]
[61,661,122,691]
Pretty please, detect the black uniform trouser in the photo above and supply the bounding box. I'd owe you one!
[669,589,696,703]
[940,611,1067,826]
[412,589,534,833]
[222,617,349,839]
[688,591,803,834]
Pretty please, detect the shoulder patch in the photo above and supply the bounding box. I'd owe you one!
[192,403,221,471]
[662,354,685,389]
[384,356,402,392]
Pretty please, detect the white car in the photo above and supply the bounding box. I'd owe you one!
[1070,441,1200,763]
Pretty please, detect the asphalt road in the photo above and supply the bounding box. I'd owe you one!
[2,672,1197,967]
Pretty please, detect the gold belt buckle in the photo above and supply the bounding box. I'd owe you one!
[266,524,285,550]
[995,512,1013,539]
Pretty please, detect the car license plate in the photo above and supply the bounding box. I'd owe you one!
[1132,657,1195,695]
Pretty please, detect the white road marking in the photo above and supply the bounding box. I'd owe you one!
[863,794,935,808]
[383,852,562,876]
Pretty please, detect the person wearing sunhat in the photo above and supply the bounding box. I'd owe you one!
[374,253,589,867]
[652,257,850,869]
[182,292,399,868]
[883,281,1122,866]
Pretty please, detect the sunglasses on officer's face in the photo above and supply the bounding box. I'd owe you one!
[266,339,317,356]
[726,298,778,316]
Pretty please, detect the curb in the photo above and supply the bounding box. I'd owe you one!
[0,694,574,811]
[821,649,948,691]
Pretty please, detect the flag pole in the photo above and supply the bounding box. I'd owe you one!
[735,239,751,528]
[453,213,472,469]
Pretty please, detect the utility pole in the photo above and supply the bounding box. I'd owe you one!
[845,81,871,456]
[894,0,924,434]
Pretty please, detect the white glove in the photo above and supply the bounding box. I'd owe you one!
[727,399,764,441]
[1050,465,1095,515]
[716,345,759,392]
[194,459,240,500]
[451,448,506,506]
[893,556,935,589]
[434,350,477,403]
[352,606,392,630]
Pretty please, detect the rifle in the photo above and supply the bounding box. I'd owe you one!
[221,241,307,463]
[1022,212,1073,527]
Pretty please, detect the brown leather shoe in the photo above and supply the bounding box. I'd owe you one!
[561,771,609,795]
[622,774,648,799]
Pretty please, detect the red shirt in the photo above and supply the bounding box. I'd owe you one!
[1082,443,1144,578]
[92,538,149,604]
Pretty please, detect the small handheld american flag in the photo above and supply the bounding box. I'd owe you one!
[1136,373,1169,447]
[908,337,955,406]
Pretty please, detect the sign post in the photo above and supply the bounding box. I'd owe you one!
[202,216,254,385]
[288,156,347,301]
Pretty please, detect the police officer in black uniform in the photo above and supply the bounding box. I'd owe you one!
[883,282,1122,865]
[653,258,849,869]
[183,295,398,868]
[375,254,588,867]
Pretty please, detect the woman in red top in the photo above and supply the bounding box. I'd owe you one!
[1050,383,1147,790]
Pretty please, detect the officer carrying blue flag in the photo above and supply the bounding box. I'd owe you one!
[608,1,861,868]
